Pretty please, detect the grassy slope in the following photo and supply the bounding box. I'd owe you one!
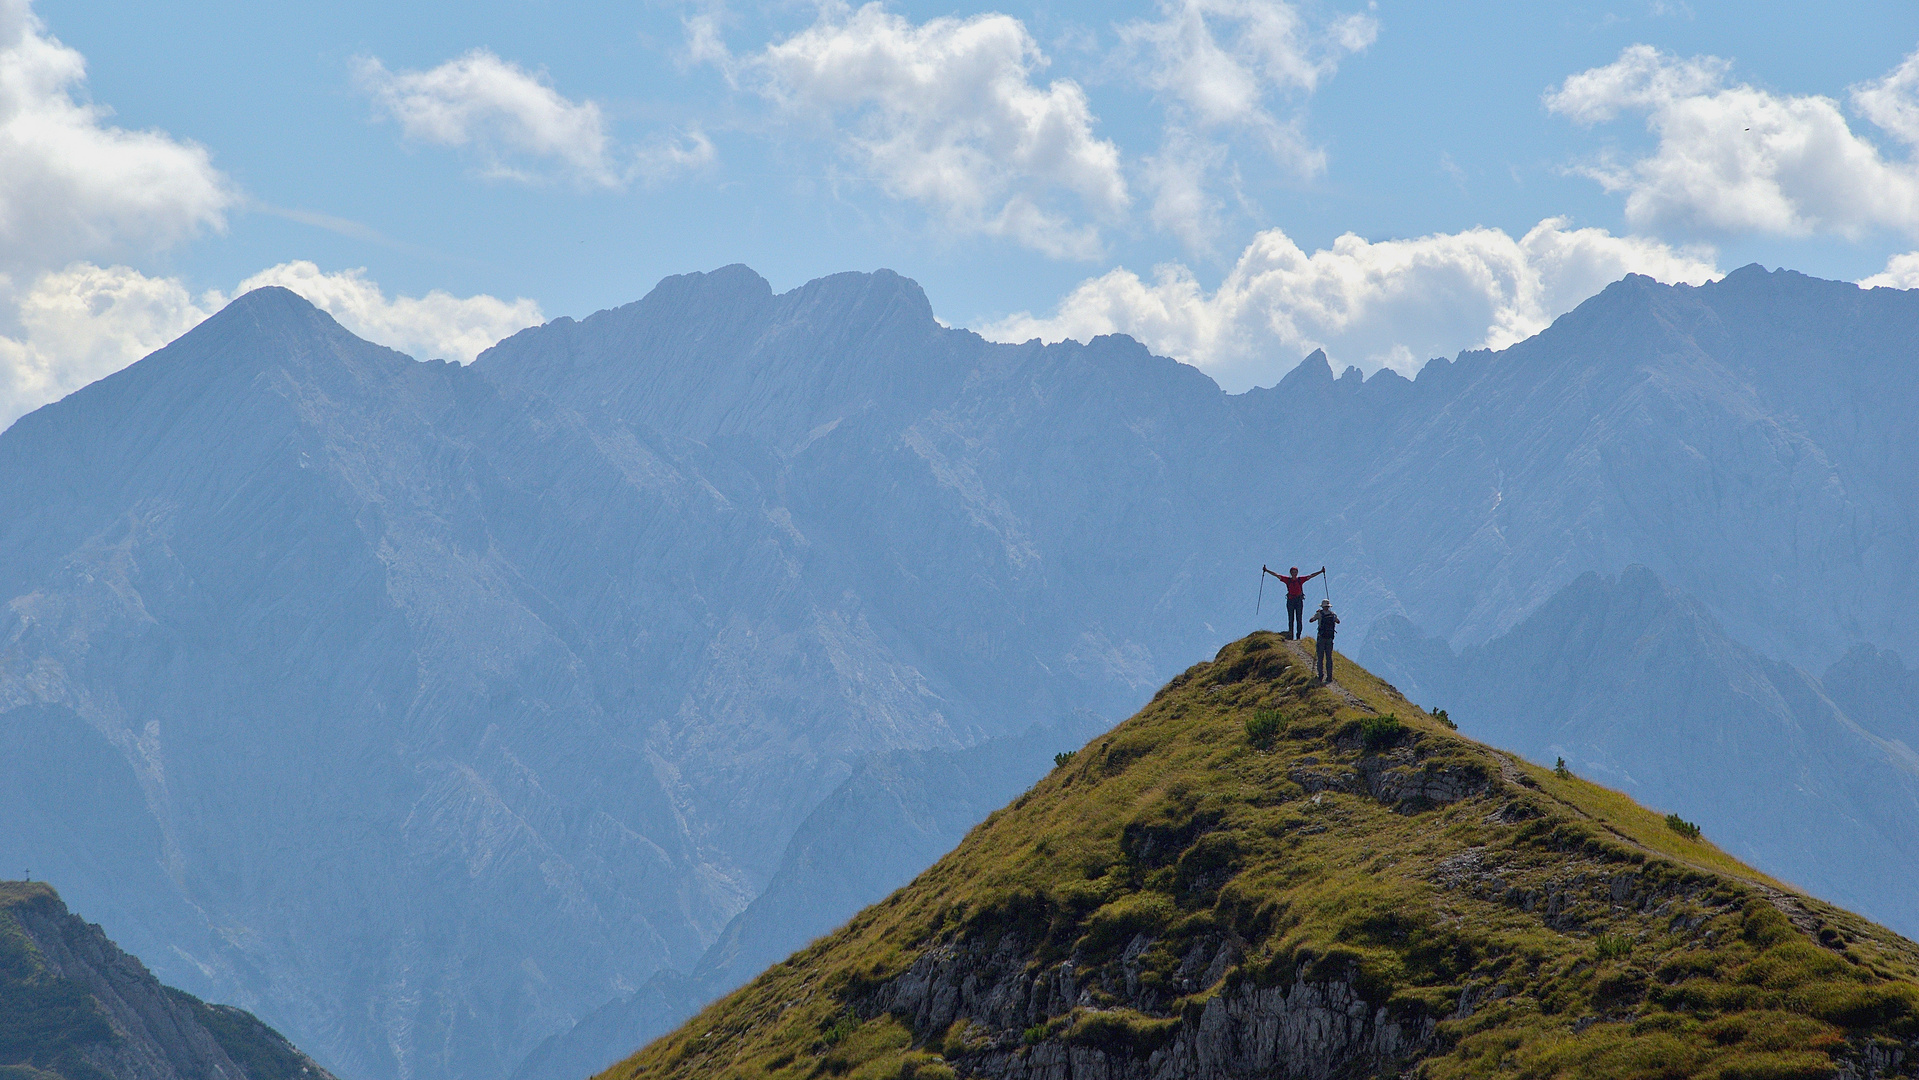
[609,634,1919,1080]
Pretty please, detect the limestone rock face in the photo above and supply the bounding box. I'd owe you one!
[873,932,1433,1080]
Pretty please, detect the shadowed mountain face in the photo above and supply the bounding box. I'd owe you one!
[0,882,334,1080]
[3,265,1918,1080]
[1359,566,1919,934]
[1824,644,1919,752]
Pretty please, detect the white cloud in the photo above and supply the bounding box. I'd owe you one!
[0,262,215,427]
[0,0,230,277]
[1122,0,1374,128]
[1,262,543,431]
[1859,250,1919,290]
[1140,129,1229,251]
[744,2,1128,259]
[980,217,1718,391]
[1546,44,1919,238]
[1853,48,1919,147]
[1119,0,1376,249]
[355,49,712,188]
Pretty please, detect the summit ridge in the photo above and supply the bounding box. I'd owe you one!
[615,636,1919,1080]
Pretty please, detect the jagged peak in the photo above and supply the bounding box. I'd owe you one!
[1276,348,1335,390]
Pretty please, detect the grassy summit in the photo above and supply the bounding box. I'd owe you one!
[608,634,1919,1079]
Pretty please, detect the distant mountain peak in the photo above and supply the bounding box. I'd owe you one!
[1276,347,1334,389]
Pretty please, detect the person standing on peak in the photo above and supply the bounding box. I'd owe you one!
[1264,565,1324,639]
[1309,599,1340,683]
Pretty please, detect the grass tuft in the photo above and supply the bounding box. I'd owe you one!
[1358,714,1405,750]
[1245,709,1286,749]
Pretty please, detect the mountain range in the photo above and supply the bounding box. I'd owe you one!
[2,262,1916,1080]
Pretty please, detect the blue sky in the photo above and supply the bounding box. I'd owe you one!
[6,0,1919,424]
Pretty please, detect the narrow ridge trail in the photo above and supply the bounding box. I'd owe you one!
[1281,636,1376,713]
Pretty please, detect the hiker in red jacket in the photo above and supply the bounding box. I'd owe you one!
[1263,565,1324,639]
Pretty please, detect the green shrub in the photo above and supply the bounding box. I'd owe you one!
[1245,709,1286,749]
[1666,813,1703,841]
[1554,756,1571,779]
[1430,707,1455,730]
[1359,714,1405,750]
[819,1011,859,1047]
[1053,750,1076,769]
[1595,932,1634,961]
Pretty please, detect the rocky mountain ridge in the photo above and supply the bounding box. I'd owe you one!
[0,881,332,1080]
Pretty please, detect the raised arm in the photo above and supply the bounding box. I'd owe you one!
[1306,567,1325,581]
[1263,565,1286,580]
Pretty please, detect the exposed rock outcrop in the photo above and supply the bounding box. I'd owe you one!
[873,931,1433,1080]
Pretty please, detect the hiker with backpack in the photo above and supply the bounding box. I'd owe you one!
[1263,565,1324,639]
[1309,599,1340,683]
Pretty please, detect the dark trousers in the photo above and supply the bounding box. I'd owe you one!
[1316,637,1334,681]
[1286,595,1304,638]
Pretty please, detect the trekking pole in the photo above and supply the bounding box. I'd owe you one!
[1257,565,1267,616]
[1321,565,1331,604]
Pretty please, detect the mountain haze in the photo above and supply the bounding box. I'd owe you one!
[2,264,1917,1080]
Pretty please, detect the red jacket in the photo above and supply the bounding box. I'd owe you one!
[1274,570,1319,597]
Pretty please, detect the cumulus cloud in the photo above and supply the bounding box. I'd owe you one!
[742,2,1128,258]
[0,0,230,277]
[1122,0,1375,132]
[1546,44,1919,238]
[1,262,542,430]
[355,49,712,187]
[0,262,216,426]
[1853,48,1919,147]
[981,218,1718,390]
[1859,250,1919,290]
[1118,0,1376,251]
